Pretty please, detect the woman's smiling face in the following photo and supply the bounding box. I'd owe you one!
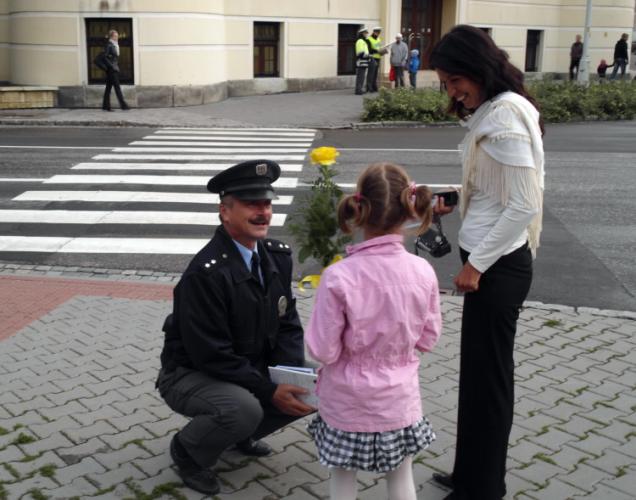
[436,69,485,111]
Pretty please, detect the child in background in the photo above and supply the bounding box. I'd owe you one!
[306,162,442,500]
[597,59,614,80]
[408,49,420,88]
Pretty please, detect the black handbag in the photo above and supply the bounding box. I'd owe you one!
[94,51,108,71]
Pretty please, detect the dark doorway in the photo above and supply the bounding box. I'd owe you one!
[254,22,280,77]
[525,30,542,72]
[86,18,134,85]
[401,0,443,69]
[338,24,359,75]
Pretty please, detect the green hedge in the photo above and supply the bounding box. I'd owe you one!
[362,81,636,123]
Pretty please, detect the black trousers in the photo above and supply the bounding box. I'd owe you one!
[569,58,581,80]
[393,66,405,87]
[157,366,302,468]
[367,58,379,92]
[452,244,533,500]
[102,70,128,110]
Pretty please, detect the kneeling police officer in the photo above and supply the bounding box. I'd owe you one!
[157,160,314,495]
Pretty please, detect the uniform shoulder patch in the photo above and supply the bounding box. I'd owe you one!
[199,252,231,273]
[264,239,292,254]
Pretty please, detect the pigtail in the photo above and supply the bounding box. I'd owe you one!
[337,194,370,234]
[413,185,433,234]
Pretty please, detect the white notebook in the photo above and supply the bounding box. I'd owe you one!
[268,365,319,407]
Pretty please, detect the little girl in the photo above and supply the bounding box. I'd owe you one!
[306,162,442,500]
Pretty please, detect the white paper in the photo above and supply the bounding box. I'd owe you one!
[268,365,319,407]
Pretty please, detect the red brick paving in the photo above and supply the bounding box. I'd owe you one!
[0,275,173,341]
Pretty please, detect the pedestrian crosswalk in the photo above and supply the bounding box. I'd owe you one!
[0,127,316,256]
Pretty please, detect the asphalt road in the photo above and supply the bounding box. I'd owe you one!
[0,122,634,311]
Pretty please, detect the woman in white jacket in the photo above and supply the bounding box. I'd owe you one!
[429,25,545,500]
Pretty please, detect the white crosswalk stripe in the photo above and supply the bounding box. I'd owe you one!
[1,127,317,256]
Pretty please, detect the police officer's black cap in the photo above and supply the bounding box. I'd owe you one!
[207,159,281,200]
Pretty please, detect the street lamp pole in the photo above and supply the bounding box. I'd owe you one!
[577,0,593,83]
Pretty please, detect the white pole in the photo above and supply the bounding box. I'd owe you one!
[577,0,593,83]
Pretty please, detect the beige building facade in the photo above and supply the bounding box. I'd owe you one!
[0,0,633,107]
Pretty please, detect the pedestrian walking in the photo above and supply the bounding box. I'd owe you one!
[101,30,130,111]
[390,33,408,88]
[609,33,629,80]
[156,160,314,495]
[306,162,442,500]
[569,34,583,80]
[355,27,371,95]
[408,49,420,88]
[430,25,545,500]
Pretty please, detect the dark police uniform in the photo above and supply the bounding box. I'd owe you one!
[157,160,305,471]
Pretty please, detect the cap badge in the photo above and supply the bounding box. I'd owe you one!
[255,163,268,176]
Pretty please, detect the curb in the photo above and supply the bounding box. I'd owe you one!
[1,262,634,318]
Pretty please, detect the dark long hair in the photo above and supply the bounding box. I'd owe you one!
[430,25,544,134]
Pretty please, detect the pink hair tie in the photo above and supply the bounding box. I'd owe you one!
[409,182,417,203]
[354,192,362,202]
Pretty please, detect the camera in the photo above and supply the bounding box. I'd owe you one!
[434,190,458,207]
[414,214,452,258]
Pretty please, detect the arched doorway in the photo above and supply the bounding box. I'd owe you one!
[401,0,443,70]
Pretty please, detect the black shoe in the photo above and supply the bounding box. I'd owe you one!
[170,434,221,495]
[235,438,272,457]
[121,104,130,110]
[102,107,113,112]
[433,472,454,489]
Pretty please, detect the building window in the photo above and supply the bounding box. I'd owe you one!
[254,22,280,77]
[338,24,358,75]
[525,30,542,72]
[86,18,134,85]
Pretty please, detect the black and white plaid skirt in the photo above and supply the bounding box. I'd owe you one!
[307,415,435,473]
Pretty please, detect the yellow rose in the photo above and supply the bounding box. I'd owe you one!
[310,146,340,166]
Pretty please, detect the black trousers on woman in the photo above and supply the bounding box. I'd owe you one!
[102,70,129,110]
[452,244,533,500]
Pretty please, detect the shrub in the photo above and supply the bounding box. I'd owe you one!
[362,81,636,123]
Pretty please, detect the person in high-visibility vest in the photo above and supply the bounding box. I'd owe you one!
[355,27,370,95]
[367,27,384,92]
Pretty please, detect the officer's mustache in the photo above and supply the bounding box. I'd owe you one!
[249,217,270,225]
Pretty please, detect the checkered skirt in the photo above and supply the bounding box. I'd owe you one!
[307,415,435,473]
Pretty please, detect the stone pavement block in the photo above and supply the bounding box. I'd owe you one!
[2,475,58,500]
[528,427,579,453]
[415,480,452,500]
[57,436,110,465]
[593,420,633,443]
[42,477,98,500]
[219,480,278,499]
[19,432,76,457]
[10,449,66,478]
[357,478,387,499]
[146,402,175,420]
[39,400,88,421]
[297,459,329,481]
[54,456,106,485]
[256,444,316,475]
[280,486,322,499]
[259,464,322,496]
[51,372,101,392]
[525,477,589,499]
[78,389,128,411]
[82,376,131,398]
[46,385,94,406]
[91,365,135,382]
[99,424,155,449]
[143,414,186,438]
[513,396,550,419]
[515,412,564,435]
[72,405,126,427]
[4,395,57,416]
[0,444,24,463]
[111,393,163,415]
[506,470,543,497]
[88,462,148,489]
[607,439,636,460]
[509,460,563,489]
[133,453,171,477]
[108,408,157,432]
[508,440,554,464]
[29,415,82,440]
[559,462,614,493]
[585,448,634,476]
[136,434,170,457]
[547,444,596,471]
[264,423,312,454]
[569,431,622,456]
[574,483,635,500]
[94,442,152,469]
[598,468,636,498]
[218,460,277,490]
[64,420,119,445]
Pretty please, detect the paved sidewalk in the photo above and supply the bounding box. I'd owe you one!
[0,89,372,130]
[0,269,634,499]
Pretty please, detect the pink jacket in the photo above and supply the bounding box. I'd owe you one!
[306,234,442,432]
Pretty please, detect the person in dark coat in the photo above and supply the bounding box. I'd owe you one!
[569,34,583,80]
[102,30,130,111]
[609,33,629,80]
[156,160,314,495]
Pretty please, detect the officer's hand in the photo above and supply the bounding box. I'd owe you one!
[271,384,315,416]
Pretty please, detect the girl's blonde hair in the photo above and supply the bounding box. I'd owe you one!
[337,162,433,235]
